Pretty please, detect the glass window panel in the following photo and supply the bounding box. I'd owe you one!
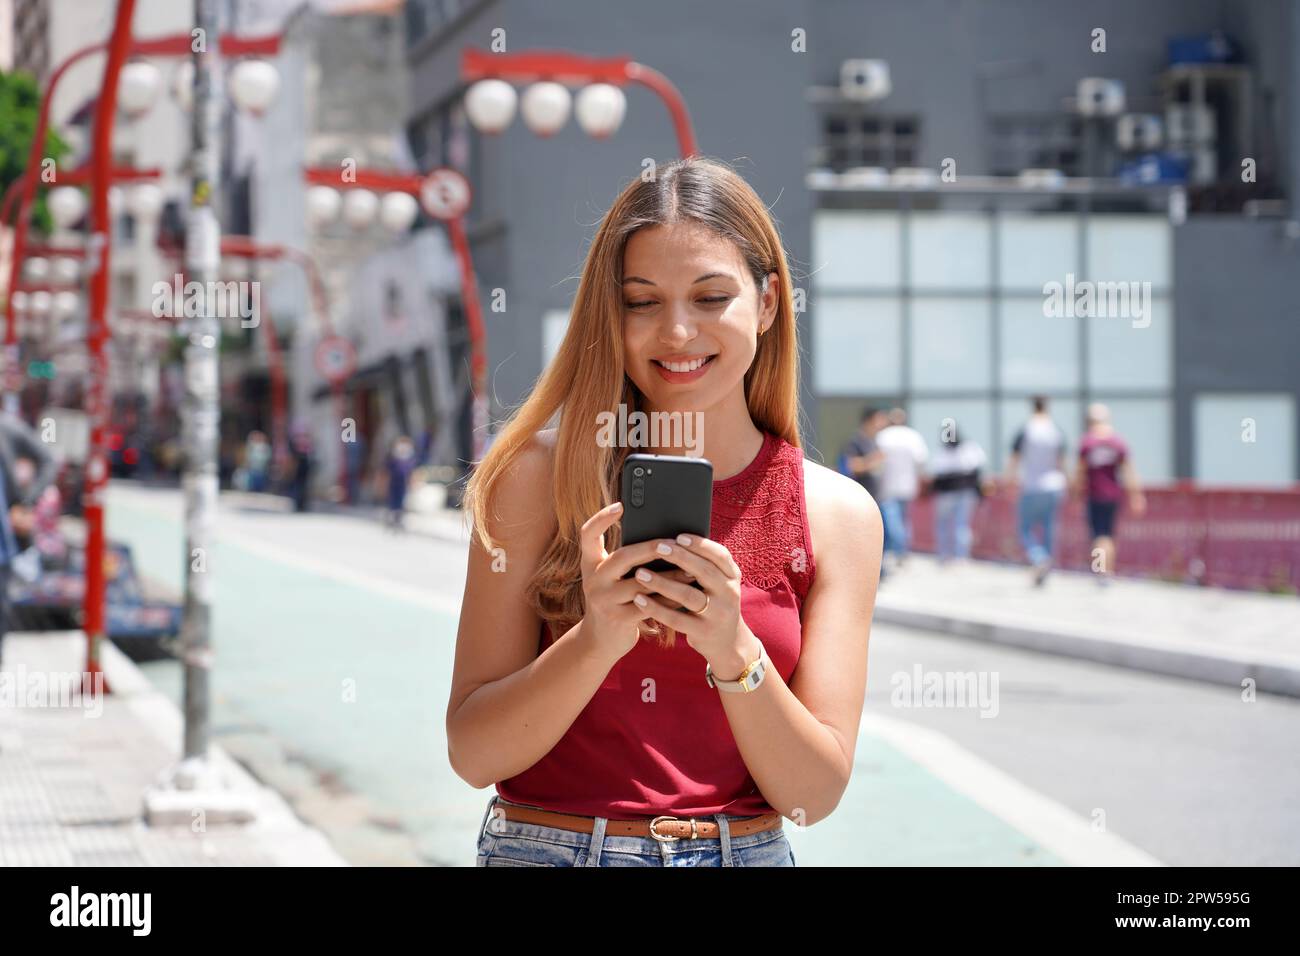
[1086,297,1171,390]
[1194,393,1296,486]
[814,296,902,394]
[908,212,990,290]
[907,399,994,475]
[1086,215,1171,290]
[999,213,1078,291]
[1092,398,1173,483]
[999,299,1079,390]
[910,298,991,391]
[812,211,900,290]
[998,397,1082,474]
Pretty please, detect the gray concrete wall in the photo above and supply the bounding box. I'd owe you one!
[1172,217,1300,479]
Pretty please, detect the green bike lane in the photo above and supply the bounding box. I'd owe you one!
[106,483,1109,866]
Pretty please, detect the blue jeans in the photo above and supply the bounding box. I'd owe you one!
[879,498,911,557]
[475,795,796,867]
[1018,489,1063,566]
[934,490,977,560]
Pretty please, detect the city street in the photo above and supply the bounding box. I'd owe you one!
[106,482,1300,867]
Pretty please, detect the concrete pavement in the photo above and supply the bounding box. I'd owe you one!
[874,555,1300,697]
[0,631,347,867]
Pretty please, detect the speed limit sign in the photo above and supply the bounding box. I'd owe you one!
[419,167,472,221]
[314,335,357,384]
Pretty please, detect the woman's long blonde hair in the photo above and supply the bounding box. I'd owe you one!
[464,156,804,642]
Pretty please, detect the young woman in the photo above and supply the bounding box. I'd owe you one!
[447,156,882,867]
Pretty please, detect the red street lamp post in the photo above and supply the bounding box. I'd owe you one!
[3,15,283,686]
[301,165,488,463]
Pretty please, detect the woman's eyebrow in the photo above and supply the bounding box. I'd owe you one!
[620,272,738,286]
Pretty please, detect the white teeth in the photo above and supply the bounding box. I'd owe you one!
[657,356,711,373]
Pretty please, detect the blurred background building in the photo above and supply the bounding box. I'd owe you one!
[409,0,1299,486]
[3,0,1297,491]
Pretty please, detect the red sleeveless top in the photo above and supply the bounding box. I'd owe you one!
[496,430,817,819]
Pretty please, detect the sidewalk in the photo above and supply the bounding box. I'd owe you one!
[0,631,348,866]
[874,556,1300,697]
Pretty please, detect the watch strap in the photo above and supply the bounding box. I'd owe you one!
[707,642,768,693]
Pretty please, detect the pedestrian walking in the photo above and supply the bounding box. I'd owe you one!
[875,407,928,571]
[344,430,367,505]
[288,427,313,513]
[838,406,887,502]
[927,424,987,563]
[384,435,417,531]
[1075,403,1146,585]
[244,430,272,493]
[1006,395,1068,586]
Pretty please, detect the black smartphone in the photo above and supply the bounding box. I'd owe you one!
[619,453,713,577]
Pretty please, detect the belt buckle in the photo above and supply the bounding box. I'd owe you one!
[649,815,698,843]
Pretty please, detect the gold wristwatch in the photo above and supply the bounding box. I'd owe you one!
[706,641,769,693]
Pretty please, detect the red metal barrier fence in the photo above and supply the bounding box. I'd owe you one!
[907,484,1300,594]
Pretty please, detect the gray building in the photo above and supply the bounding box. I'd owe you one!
[405,0,1300,485]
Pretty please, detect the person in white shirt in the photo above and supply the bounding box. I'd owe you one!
[874,408,929,568]
[1005,395,1068,586]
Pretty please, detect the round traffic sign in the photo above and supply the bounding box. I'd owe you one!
[419,167,472,221]
[314,335,357,384]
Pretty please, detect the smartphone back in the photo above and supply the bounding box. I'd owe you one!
[620,453,713,572]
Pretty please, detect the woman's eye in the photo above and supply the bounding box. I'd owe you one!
[699,295,732,306]
[626,300,656,310]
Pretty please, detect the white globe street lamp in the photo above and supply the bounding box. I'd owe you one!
[53,291,80,319]
[23,257,50,283]
[118,60,162,118]
[52,257,81,284]
[10,291,28,315]
[305,185,342,227]
[128,183,165,224]
[464,79,517,134]
[28,290,53,317]
[575,83,627,139]
[379,191,418,233]
[228,59,280,116]
[341,189,379,229]
[521,81,571,137]
[48,186,88,229]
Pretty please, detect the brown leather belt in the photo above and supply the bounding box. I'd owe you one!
[495,803,783,843]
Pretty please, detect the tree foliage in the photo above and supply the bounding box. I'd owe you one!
[0,69,72,237]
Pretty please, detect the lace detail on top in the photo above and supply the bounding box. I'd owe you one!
[712,431,816,602]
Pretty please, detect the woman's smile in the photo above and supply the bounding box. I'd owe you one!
[652,353,718,383]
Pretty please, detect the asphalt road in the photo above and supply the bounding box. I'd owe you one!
[105,482,1300,866]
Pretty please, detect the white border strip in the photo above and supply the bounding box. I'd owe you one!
[860,711,1165,867]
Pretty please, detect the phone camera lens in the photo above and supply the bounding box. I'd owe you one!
[633,467,644,477]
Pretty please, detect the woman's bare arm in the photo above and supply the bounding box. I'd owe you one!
[445,432,618,789]
[712,460,882,826]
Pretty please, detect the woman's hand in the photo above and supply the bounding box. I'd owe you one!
[578,503,696,662]
[629,534,757,680]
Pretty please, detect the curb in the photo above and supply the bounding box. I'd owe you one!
[874,600,1300,698]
